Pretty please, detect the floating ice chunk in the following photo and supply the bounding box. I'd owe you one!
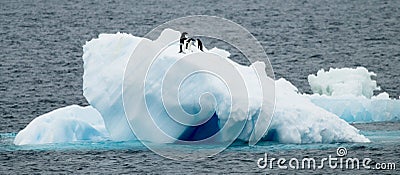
[308,67,380,98]
[307,67,400,123]
[14,105,107,145]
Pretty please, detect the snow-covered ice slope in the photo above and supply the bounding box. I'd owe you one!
[14,105,107,145]
[266,78,369,143]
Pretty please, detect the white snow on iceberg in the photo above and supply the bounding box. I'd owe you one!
[308,67,380,98]
[82,32,140,141]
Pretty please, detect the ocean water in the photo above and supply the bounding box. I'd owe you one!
[0,0,399,174]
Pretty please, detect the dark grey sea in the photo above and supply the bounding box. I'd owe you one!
[1,0,399,174]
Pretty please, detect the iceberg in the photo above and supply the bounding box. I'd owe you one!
[14,29,372,145]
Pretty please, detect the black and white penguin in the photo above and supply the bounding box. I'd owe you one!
[196,39,204,52]
[185,38,196,52]
[179,32,188,53]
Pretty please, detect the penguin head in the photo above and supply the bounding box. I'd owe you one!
[181,32,188,38]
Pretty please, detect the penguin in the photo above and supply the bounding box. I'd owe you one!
[196,39,204,52]
[185,38,196,52]
[179,32,188,53]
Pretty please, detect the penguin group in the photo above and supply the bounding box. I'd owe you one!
[179,32,204,53]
